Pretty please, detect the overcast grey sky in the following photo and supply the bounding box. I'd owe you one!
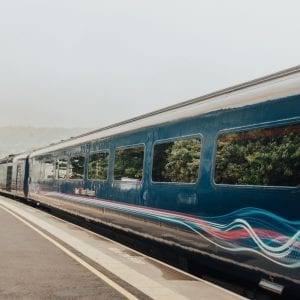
[0,0,299,129]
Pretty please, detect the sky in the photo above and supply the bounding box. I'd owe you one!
[0,0,299,129]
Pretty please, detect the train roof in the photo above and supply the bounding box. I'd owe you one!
[30,65,300,158]
[0,153,29,163]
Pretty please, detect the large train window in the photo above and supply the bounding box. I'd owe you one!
[152,137,202,183]
[114,146,144,181]
[69,156,85,179]
[56,158,68,180]
[88,151,109,180]
[214,123,300,187]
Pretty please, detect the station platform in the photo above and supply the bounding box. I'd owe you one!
[0,196,245,299]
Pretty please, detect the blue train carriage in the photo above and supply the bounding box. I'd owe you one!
[12,153,29,198]
[27,67,299,291]
[0,155,14,194]
[0,153,28,197]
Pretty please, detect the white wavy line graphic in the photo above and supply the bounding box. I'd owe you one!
[46,192,300,268]
[159,216,300,269]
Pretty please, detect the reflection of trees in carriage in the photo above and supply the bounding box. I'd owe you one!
[31,122,300,187]
[114,147,144,180]
[215,123,300,186]
[153,138,201,183]
[112,138,203,183]
[69,156,85,179]
[88,152,109,180]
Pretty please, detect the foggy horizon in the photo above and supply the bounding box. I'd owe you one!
[1,1,299,129]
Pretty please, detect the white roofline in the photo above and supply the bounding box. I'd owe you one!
[13,153,29,161]
[30,66,300,158]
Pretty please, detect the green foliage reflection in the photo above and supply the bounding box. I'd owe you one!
[88,152,109,180]
[114,147,144,181]
[152,138,201,183]
[69,156,85,179]
[215,124,300,186]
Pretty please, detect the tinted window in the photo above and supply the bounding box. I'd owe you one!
[215,123,300,186]
[88,151,109,180]
[69,156,85,179]
[114,146,144,181]
[152,138,201,183]
[57,158,68,179]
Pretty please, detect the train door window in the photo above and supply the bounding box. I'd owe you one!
[152,137,202,183]
[69,156,85,179]
[88,151,109,180]
[56,158,68,180]
[16,163,23,190]
[6,166,12,191]
[0,163,6,190]
[214,123,300,186]
[114,146,144,181]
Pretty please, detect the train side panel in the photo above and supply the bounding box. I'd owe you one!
[27,93,300,288]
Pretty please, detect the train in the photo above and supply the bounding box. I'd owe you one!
[0,66,299,296]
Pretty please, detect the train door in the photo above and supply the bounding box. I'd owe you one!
[147,135,202,213]
[6,166,12,192]
[15,162,24,195]
[111,144,145,205]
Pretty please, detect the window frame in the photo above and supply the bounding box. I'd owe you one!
[212,118,300,189]
[87,149,110,181]
[150,134,203,185]
[112,143,146,182]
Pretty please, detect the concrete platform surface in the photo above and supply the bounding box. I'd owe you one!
[0,196,246,299]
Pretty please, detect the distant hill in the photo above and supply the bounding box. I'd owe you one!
[0,127,89,158]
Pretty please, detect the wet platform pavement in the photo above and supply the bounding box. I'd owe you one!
[0,196,246,299]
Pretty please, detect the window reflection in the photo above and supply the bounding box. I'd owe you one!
[69,156,85,179]
[152,138,201,183]
[114,146,144,181]
[215,123,300,186]
[56,158,68,179]
[43,160,55,180]
[88,151,109,180]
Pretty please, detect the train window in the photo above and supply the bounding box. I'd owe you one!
[56,158,68,179]
[69,156,85,179]
[42,160,55,180]
[214,123,300,186]
[30,158,42,182]
[114,146,144,181]
[88,151,109,180]
[152,137,202,183]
